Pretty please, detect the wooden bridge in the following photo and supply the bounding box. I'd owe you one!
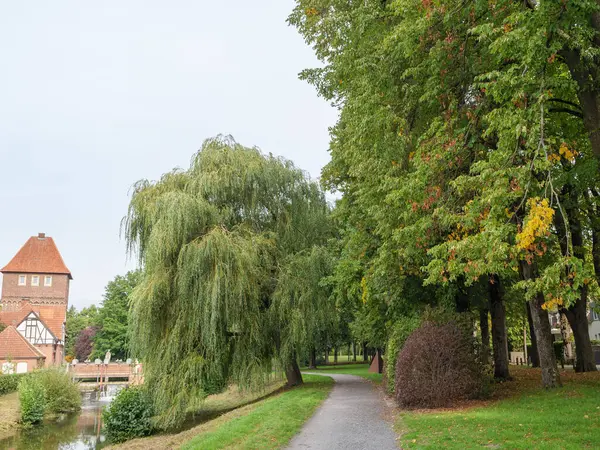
[67,362,144,385]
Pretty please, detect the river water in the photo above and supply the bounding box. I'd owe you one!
[0,384,124,450]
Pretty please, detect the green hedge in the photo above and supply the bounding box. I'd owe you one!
[0,373,27,395]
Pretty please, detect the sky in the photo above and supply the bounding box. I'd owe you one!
[0,1,337,309]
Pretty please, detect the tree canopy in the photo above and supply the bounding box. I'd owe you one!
[125,136,333,427]
[290,0,600,387]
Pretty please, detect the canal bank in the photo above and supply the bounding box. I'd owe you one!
[0,384,124,450]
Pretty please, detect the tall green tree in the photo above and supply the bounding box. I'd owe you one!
[125,136,331,427]
[291,0,600,387]
[92,271,141,361]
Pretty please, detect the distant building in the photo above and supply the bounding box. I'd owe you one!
[589,303,600,341]
[0,233,72,373]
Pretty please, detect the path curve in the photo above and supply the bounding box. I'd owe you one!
[287,373,398,450]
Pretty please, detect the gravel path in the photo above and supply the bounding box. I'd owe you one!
[287,373,399,450]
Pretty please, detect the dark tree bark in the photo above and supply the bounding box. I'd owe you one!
[333,346,338,364]
[352,342,357,362]
[563,49,600,165]
[553,190,597,372]
[324,347,330,365]
[526,302,540,367]
[489,275,510,379]
[285,357,303,387]
[559,312,573,362]
[308,347,317,369]
[562,295,597,372]
[362,342,368,362]
[520,261,562,388]
[479,306,490,366]
[455,277,470,313]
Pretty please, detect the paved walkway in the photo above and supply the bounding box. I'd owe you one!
[287,373,399,450]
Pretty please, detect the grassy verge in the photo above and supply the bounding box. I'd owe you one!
[303,363,382,383]
[397,367,600,449]
[0,393,20,437]
[180,374,332,450]
[110,375,332,450]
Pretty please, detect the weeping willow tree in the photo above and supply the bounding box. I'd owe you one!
[124,136,332,427]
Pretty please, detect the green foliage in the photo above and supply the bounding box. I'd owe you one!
[65,305,99,359]
[0,373,27,395]
[35,369,81,414]
[92,270,141,360]
[103,386,154,443]
[18,375,46,424]
[290,0,600,384]
[0,321,5,333]
[125,136,331,427]
[384,315,421,394]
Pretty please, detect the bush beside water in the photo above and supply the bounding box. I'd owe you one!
[0,373,27,395]
[103,386,154,443]
[36,369,81,414]
[18,375,46,424]
[17,369,81,424]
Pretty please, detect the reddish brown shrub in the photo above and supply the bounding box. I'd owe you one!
[394,321,486,408]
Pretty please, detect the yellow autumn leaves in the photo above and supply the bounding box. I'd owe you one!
[516,198,555,252]
[548,143,578,164]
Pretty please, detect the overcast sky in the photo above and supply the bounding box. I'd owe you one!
[0,1,337,309]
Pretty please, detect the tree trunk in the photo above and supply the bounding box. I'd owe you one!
[455,277,470,313]
[324,348,329,365]
[562,295,597,372]
[308,347,317,369]
[559,313,573,362]
[479,306,490,366]
[554,190,597,372]
[352,342,357,362]
[526,302,540,367]
[333,346,338,364]
[520,261,562,388]
[363,342,368,362]
[563,49,600,164]
[489,275,510,380]
[285,358,303,387]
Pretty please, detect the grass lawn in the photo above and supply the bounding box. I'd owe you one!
[179,374,333,450]
[302,363,382,383]
[397,367,600,449]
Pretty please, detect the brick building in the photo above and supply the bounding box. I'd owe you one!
[0,233,72,373]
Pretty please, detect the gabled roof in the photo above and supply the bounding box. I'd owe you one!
[1,234,72,279]
[0,326,46,359]
[0,307,63,342]
[19,311,58,340]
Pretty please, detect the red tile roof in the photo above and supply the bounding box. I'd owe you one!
[0,326,46,359]
[0,306,63,342]
[1,234,72,279]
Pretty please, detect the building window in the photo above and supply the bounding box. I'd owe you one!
[31,275,39,286]
[593,309,600,321]
[44,275,52,287]
[18,275,26,286]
